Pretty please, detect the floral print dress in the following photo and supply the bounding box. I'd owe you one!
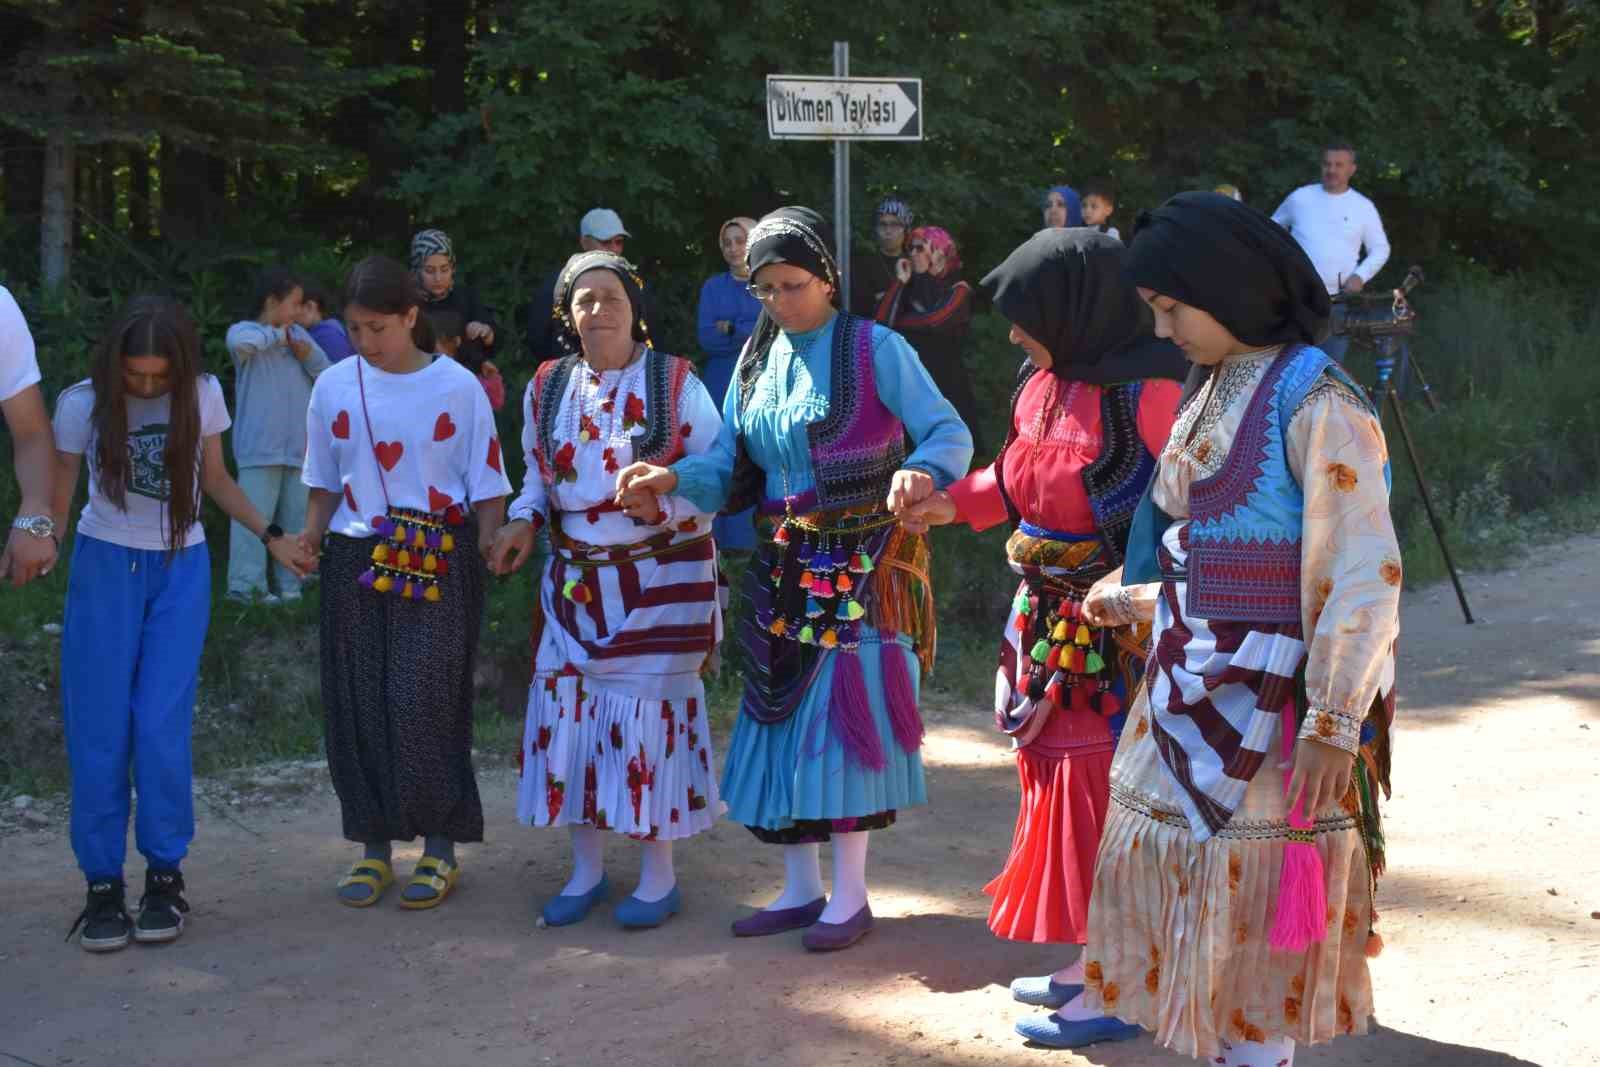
[1084,346,1401,1058]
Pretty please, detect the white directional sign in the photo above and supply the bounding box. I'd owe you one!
[766,76,922,141]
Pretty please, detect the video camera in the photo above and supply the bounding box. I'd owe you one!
[1330,265,1423,341]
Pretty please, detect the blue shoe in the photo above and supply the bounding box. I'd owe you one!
[1009,975,1084,1009]
[1015,1012,1143,1049]
[540,876,609,927]
[614,885,681,929]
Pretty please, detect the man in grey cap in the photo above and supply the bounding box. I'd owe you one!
[525,207,635,363]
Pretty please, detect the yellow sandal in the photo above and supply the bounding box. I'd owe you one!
[399,856,460,910]
[336,858,395,908]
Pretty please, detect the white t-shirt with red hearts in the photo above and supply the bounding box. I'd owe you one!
[302,354,511,538]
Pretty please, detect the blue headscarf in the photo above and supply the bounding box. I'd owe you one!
[1043,185,1084,228]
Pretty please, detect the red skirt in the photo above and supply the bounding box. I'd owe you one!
[983,743,1112,943]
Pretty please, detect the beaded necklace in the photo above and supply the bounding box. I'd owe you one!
[565,343,647,451]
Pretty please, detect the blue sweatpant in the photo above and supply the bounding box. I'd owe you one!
[61,534,211,881]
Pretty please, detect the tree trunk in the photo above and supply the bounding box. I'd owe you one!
[41,131,74,288]
[98,147,117,231]
[129,142,151,240]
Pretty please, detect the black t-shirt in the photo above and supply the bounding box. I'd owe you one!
[849,252,901,320]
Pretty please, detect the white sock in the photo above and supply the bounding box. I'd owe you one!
[631,840,676,902]
[1051,955,1086,985]
[820,831,869,922]
[765,843,825,910]
[1056,991,1105,1023]
[1217,1036,1295,1066]
[560,825,604,895]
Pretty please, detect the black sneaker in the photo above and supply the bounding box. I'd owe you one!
[66,879,132,953]
[134,868,190,944]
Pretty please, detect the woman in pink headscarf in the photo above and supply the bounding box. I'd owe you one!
[876,226,986,455]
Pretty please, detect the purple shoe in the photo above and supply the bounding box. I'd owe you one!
[731,896,827,937]
[801,903,874,951]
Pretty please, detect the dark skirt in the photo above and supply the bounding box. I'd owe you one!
[320,522,486,844]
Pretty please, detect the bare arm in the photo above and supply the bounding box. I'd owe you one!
[474,495,507,563]
[50,450,82,536]
[200,433,313,574]
[1,384,59,584]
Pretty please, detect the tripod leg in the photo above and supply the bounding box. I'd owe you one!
[1404,341,1442,413]
[1385,389,1474,623]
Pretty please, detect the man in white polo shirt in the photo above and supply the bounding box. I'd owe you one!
[1271,141,1390,362]
[1,285,59,585]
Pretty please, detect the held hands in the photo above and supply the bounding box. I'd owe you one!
[270,531,319,577]
[466,321,494,345]
[480,359,500,378]
[896,490,957,535]
[1082,573,1148,628]
[1,528,57,587]
[1341,275,1366,294]
[885,468,935,520]
[487,519,535,576]
[1285,737,1355,821]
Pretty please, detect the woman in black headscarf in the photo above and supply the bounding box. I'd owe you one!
[900,226,1186,1049]
[1075,193,1401,1065]
[615,206,973,952]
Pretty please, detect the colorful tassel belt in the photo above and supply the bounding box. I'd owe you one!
[757,508,898,653]
[358,505,465,602]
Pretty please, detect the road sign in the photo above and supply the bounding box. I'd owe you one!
[766,76,922,141]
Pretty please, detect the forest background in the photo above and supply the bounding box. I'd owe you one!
[1,0,1598,793]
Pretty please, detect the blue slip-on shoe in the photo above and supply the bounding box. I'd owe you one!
[614,885,681,929]
[1010,975,1084,1009]
[540,876,610,927]
[1015,1012,1143,1049]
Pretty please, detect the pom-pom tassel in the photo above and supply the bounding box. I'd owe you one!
[358,568,378,589]
[373,574,393,593]
[423,584,441,603]
[1364,929,1385,958]
[1270,709,1329,953]
[440,533,455,553]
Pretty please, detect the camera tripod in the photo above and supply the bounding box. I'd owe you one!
[1336,268,1474,624]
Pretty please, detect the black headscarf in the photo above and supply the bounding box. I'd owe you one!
[1124,191,1330,347]
[739,206,844,368]
[552,251,651,359]
[981,227,1189,385]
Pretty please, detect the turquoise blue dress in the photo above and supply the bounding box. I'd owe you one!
[673,312,973,839]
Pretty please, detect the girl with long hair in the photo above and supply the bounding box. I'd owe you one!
[53,296,313,952]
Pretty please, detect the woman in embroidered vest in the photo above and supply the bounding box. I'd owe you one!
[301,256,512,910]
[488,251,725,930]
[901,227,1187,1047]
[617,207,973,950]
[1074,192,1401,1065]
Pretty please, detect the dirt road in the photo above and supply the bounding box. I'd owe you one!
[4,536,1599,1067]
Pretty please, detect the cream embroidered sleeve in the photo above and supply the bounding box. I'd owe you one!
[1286,381,1402,753]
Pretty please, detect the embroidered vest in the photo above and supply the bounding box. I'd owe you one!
[530,349,693,483]
[730,312,906,513]
[1124,345,1379,623]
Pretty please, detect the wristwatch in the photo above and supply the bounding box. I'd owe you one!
[260,523,284,545]
[12,515,56,544]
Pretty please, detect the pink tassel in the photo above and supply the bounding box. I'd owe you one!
[827,651,887,771]
[1270,706,1329,952]
[880,640,924,754]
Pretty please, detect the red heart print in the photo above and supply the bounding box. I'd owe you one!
[487,437,502,473]
[434,412,456,441]
[343,484,358,512]
[374,440,404,470]
[428,486,453,512]
[331,410,350,439]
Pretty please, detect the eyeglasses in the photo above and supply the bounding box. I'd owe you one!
[746,278,819,302]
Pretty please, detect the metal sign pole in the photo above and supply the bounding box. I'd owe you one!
[832,40,850,304]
